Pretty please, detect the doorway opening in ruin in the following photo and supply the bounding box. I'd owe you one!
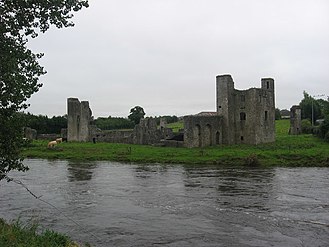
[216,131,220,145]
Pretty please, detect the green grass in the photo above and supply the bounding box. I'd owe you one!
[166,120,183,132]
[0,218,81,247]
[22,120,329,167]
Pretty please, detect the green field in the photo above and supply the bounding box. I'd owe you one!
[22,120,329,167]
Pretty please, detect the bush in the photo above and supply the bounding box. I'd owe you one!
[318,117,329,139]
[301,119,313,134]
[324,131,329,142]
[244,154,261,167]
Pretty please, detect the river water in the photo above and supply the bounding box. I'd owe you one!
[1,159,329,246]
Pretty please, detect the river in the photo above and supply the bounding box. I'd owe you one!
[1,159,329,246]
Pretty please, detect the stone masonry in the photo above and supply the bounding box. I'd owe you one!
[66,74,275,148]
[67,98,93,142]
[289,105,302,135]
[216,75,275,145]
[184,115,223,148]
[184,74,275,147]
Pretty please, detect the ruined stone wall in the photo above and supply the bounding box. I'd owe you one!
[216,75,275,145]
[93,129,133,143]
[216,75,235,144]
[184,115,222,148]
[23,127,37,140]
[289,105,302,135]
[132,118,162,145]
[88,117,172,145]
[67,98,93,142]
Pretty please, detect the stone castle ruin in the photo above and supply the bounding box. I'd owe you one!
[184,75,275,147]
[66,74,276,147]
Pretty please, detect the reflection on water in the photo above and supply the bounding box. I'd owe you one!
[183,167,275,212]
[0,159,328,247]
[67,161,97,182]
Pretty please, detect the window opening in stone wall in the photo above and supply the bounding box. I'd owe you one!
[266,81,269,89]
[240,112,246,121]
[265,111,268,121]
[241,136,244,141]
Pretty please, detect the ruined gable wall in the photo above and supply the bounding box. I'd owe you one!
[67,98,92,142]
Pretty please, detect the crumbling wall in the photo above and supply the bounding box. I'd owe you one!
[216,75,275,145]
[23,127,37,140]
[184,115,222,148]
[289,105,302,135]
[93,129,133,143]
[132,118,162,145]
[67,98,93,142]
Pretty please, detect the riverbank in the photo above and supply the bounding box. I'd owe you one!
[0,218,83,247]
[22,120,329,167]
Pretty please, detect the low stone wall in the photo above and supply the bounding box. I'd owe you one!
[94,130,133,143]
[23,127,37,140]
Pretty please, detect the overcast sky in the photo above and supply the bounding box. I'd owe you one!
[26,0,329,118]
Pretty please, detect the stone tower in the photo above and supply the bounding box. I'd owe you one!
[216,75,275,145]
[67,98,92,142]
[289,105,302,135]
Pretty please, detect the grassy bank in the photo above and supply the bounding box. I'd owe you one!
[0,218,82,247]
[22,120,329,167]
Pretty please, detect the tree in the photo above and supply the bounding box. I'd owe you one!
[128,106,145,125]
[94,116,135,130]
[299,91,322,122]
[0,1,89,180]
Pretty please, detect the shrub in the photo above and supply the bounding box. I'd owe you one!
[301,119,313,134]
[318,117,329,139]
[244,154,261,167]
[324,131,329,142]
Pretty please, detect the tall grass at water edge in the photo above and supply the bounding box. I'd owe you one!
[0,218,84,247]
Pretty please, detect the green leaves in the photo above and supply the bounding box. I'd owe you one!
[128,106,146,125]
[0,0,88,178]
